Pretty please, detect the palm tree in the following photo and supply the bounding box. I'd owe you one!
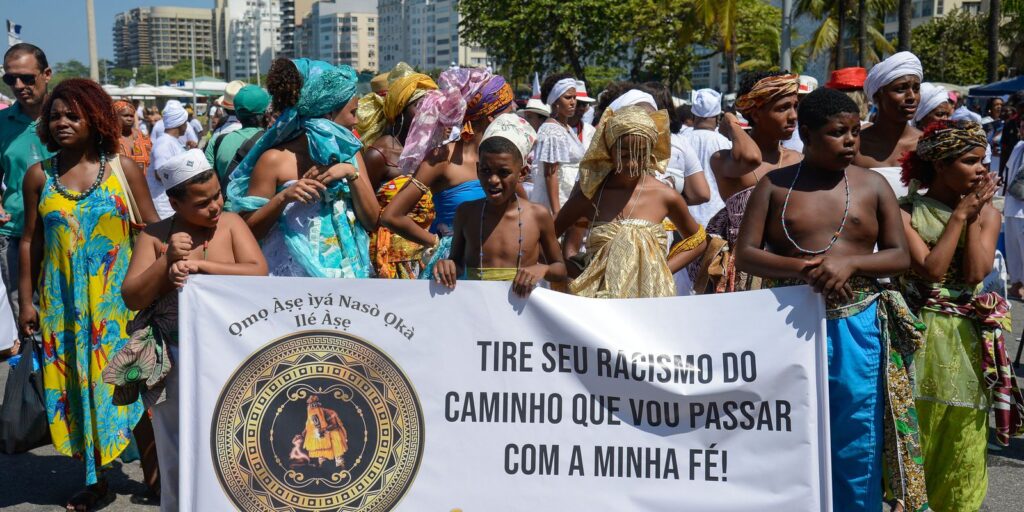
[988,0,1002,81]
[694,0,739,91]
[796,0,894,70]
[897,0,912,51]
[858,0,869,66]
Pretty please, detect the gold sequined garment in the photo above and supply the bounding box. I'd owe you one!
[569,219,675,298]
[466,268,517,281]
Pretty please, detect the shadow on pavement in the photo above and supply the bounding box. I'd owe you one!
[0,451,149,509]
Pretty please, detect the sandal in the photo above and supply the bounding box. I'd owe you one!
[65,481,113,511]
[130,488,161,506]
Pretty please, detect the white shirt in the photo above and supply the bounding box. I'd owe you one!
[148,134,185,220]
[662,132,704,194]
[782,125,804,153]
[683,128,732,225]
[151,119,199,145]
[213,116,243,138]
[189,118,204,138]
[1005,141,1024,219]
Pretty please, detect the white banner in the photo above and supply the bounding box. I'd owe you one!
[180,276,830,511]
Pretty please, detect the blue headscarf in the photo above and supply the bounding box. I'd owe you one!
[226,61,370,278]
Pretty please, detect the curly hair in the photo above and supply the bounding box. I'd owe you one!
[797,88,860,132]
[540,72,575,105]
[36,78,119,155]
[592,81,637,126]
[267,58,303,114]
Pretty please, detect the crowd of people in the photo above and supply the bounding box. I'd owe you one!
[1,39,1024,512]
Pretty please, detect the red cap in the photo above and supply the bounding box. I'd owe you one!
[825,67,868,91]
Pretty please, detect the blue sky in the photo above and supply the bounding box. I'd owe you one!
[6,1,212,65]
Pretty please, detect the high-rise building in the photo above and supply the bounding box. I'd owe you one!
[113,7,216,70]
[295,0,378,71]
[214,0,283,81]
[379,0,487,71]
[883,0,989,40]
[280,0,315,59]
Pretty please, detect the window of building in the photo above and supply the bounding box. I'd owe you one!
[962,1,981,13]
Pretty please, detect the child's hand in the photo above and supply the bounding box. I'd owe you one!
[433,259,458,290]
[801,255,855,302]
[168,260,201,288]
[166,232,193,262]
[512,264,546,298]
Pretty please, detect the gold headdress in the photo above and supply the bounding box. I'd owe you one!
[578,105,671,198]
[357,62,437,146]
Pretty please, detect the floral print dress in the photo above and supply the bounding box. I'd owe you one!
[38,156,143,485]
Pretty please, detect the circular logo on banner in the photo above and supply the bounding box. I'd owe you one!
[211,330,423,512]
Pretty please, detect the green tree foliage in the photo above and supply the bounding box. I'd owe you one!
[795,0,895,70]
[459,0,625,82]
[911,9,987,84]
[1004,0,1024,74]
[50,60,90,85]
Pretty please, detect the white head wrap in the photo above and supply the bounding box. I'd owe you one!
[864,51,923,100]
[951,106,983,123]
[156,148,212,191]
[914,83,950,123]
[546,78,578,105]
[691,89,722,118]
[481,113,537,163]
[161,100,188,129]
[608,89,658,113]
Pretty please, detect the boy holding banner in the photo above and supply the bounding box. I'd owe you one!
[733,88,929,512]
[433,114,566,297]
[121,149,268,510]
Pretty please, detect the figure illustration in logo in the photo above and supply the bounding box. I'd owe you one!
[301,395,348,468]
[289,434,311,468]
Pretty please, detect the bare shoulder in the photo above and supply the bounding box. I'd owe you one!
[424,142,454,167]
[219,211,247,227]
[523,200,554,222]
[24,162,47,189]
[764,162,799,187]
[141,216,175,240]
[982,203,1002,225]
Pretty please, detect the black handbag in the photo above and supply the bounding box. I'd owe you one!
[0,335,51,454]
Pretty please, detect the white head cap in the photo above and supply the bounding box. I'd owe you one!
[546,77,578,105]
[691,89,722,118]
[157,148,213,191]
[914,83,950,123]
[864,51,923,100]
[161,100,188,129]
[481,113,538,163]
[608,89,658,113]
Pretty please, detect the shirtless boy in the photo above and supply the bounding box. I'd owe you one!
[734,88,926,512]
[434,114,566,297]
[121,149,268,512]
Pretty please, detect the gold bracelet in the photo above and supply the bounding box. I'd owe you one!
[345,169,360,183]
[408,177,430,194]
[669,225,706,258]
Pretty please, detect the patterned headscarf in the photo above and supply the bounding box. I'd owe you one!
[113,100,134,113]
[734,74,799,116]
[296,66,359,118]
[578,105,671,199]
[397,67,514,174]
[357,71,438,147]
[916,120,987,162]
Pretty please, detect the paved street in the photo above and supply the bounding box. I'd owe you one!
[1,302,1022,511]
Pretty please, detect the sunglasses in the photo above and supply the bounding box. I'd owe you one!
[2,73,39,86]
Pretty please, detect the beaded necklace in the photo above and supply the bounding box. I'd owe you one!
[479,196,523,269]
[780,162,850,255]
[48,151,108,201]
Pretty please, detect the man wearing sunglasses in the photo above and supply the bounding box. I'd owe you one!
[0,43,53,354]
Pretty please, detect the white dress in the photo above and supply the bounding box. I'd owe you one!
[528,122,585,210]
